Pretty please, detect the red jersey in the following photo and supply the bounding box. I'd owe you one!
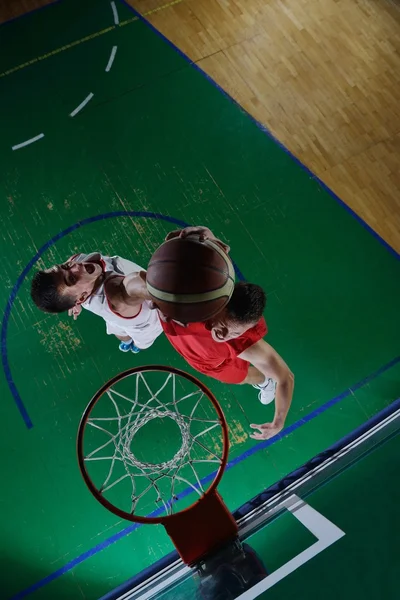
[161,318,267,384]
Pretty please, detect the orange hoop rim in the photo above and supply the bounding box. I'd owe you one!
[77,365,230,525]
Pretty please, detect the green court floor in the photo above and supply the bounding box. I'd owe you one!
[141,420,400,600]
[263,431,400,599]
[0,1,399,599]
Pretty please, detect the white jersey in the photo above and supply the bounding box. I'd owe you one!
[74,253,162,350]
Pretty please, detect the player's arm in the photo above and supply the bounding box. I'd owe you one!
[239,339,294,440]
[165,226,230,254]
[121,271,151,306]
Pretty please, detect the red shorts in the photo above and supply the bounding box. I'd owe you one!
[191,356,250,384]
[161,317,267,385]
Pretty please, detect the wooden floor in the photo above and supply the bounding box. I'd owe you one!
[0,0,54,22]
[2,0,400,253]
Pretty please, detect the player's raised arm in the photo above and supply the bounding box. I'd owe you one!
[121,271,151,306]
[239,339,294,440]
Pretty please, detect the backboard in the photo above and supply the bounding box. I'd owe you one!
[98,399,400,600]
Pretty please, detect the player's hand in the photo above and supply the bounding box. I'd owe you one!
[165,227,230,253]
[249,420,284,441]
[68,305,82,321]
[166,226,213,242]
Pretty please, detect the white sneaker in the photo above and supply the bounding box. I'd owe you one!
[253,379,276,405]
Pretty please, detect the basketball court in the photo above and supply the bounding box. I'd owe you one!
[101,400,399,600]
[1,1,399,599]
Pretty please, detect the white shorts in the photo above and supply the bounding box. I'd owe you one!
[105,319,163,350]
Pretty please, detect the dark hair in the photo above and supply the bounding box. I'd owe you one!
[226,282,266,324]
[30,270,75,313]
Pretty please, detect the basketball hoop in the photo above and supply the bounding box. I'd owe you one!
[77,366,238,564]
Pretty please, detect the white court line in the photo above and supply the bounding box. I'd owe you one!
[235,495,345,599]
[70,93,94,117]
[105,45,118,72]
[12,133,44,151]
[118,496,344,600]
[238,406,400,539]
[124,565,191,600]
[111,1,119,25]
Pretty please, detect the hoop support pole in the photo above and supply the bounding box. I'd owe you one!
[163,491,238,565]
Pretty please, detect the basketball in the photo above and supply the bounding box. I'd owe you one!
[146,235,235,322]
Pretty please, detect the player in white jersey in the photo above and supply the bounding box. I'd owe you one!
[30,251,162,353]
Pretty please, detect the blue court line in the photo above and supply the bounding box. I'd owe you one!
[9,507,164,600]
[100,395,400,600]
[3,2,400,596]
[3,0,399,426]
[9,356,400,599]
[120,0,400,262]
[0,211,245,429]
[234,394,400,520]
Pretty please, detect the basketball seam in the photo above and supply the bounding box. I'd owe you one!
[147,274,235,294]
[146,237,236,314]
[148,295,231,305]
[147,260,233,278]
[146,280,235,304]
[205,239,235,281]
[148,238,235,282]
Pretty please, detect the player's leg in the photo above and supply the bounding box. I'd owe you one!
[240,365,264,385]
[121,309,163,351]
[240,366,276,405]
[207,360,276,406]
[113,333,140,353]
[105,322,140,354]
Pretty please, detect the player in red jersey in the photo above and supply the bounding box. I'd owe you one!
[151,226,294,441]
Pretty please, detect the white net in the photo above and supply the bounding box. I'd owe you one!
[81,369,227,519]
